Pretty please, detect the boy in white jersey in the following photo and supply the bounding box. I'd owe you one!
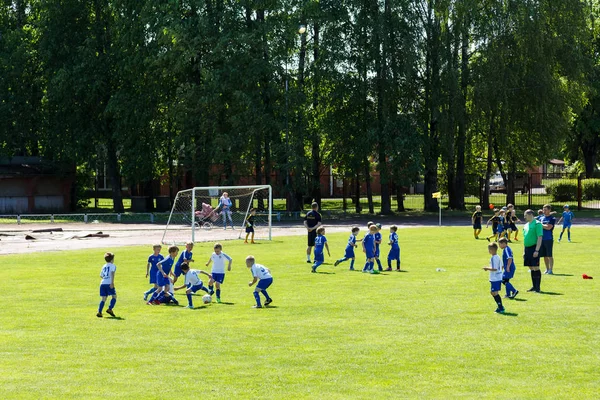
[97,252,117,318]
[206,243,232,303]
[246,255,273,308]
[175,263,213,309]
[482,242,505,314]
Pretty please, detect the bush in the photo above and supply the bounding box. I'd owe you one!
[582,179,600,200]
[545,180,577,202]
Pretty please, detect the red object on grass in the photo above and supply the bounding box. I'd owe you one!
[582,274,593,279]
[489,204,494,210]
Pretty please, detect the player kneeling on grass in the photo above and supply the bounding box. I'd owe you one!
[175,263,212,309]
[246,255,273,308]
[334,226,360,270]
[97,252,117,318]
[206,243,232,303]
[482,242,505,314]
[498,237,518,299]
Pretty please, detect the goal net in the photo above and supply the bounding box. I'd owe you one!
[161,185,273,245]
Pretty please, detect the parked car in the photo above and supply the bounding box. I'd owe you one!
[488,172,530,194]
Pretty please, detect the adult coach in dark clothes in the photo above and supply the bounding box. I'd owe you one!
[540,204,556,275]
[304,202,322,263]
[523,209,543,293]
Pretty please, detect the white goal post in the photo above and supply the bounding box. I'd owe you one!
[161,185,273,245]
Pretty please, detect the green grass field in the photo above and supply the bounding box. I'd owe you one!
[1,227,599,399]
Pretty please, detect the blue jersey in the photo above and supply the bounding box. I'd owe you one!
[148,254,164,275]
[502,246,516,269]
[176,250,193,267]
[157,257,175,275]
[541,215,556,240]
[562,211,574,224]
[314,235,327,255]
[389,232,399,249]
[374,232,382,250]
[363,234,375,253]
[346,234,356,249]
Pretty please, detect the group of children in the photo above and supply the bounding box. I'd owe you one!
[96,241,274,317]
[307,222,401,274]
[470,203,521,242]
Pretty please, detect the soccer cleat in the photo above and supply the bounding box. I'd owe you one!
[486,237,490,242]
[527,287,536,292]
[334,260,341,267]
[378,267,383,272]
[143,293,149,301]
[251,241,256,244]
[209,289,215,296]
[503,295,511,299]
[264,299,273,306]
[252,305,263,308]
[370,270,380,274]
[513,238,519,241]
[495,308,505,314]
[568,239,571,243]
[510,290,519,299]
[557,239,561,243]
[547,270,554,275]
[306,260,312,264]
[507,240,512,243]
[216,298,222,303]
[385,268,392,271]
[244,240,248,244]
[106,309,115,317]
[311,268,316,273]
[349,267,354,271]
[172,300,179,306]
[96,312,103,318]
[187,305,194,309]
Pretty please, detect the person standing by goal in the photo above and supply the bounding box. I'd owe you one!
[218,192,234,230]
[304,202,322,263]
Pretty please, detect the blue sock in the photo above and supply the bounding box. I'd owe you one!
[209,285,214,292]
[363,262,369,271]
[262,290,271,302]
[387,259,392,268]
[350,260,355,269]
[568,230,571,240]
[187,294,193,307]
[108,298,116,310]
[98,300,105,313]
[376,259,383,269]
[144,287,156,296]
[253,292,262,307]
[559,231,564,240]
[216,289,221,299]
[397,261,400,269]
[369,261,375,270]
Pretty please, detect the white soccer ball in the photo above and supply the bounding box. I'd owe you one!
[202,294,212,304]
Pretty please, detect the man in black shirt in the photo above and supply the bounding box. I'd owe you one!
[303,202,322,263]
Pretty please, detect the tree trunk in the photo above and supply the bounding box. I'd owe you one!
[365,160,374,214]
[355,173,361,213]
[311,22,322,206]
[396,186,405,212]
[452,20,469,210]
[106,140,124,213]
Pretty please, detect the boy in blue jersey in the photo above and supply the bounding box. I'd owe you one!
[174,263,212,309]
[173,242,194,285]
[97,252,117,318]
[362,225,378,273]
[148,246,179,305]
[334,227,360,270]
[206,243,232,303]
[482,242,505,314]
[374,223,384,271]
[498,237,518,299]
[144,244,164,301]
[540,204,556,274]
[557,204,574,243]
[246,255,273,308]
[311,227,331,273]
[386,225,401,272]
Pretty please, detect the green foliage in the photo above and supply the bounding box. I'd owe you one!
[582,178,600,200]
[545,179,578,202]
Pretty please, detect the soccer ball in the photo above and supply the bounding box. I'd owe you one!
[202,294,212,304]
[489,203,494,210]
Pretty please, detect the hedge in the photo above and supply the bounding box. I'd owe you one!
[582,179,600,200]
[545,180,577,202]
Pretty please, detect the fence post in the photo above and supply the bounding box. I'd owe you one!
[84,214,88,223]
[117,213,122,222]
[528,174,533,209]
[150,213,154,224]
[577,174,583,211]
[17,215,21,225]
[51,214,54,223]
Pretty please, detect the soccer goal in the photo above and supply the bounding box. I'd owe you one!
[161,185,273,245]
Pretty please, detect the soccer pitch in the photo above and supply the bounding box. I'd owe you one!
[1,227,599,399]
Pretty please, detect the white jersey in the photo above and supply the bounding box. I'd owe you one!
[250,263,272,280]
[210,252,232,274]
[185,270,203,287]
[100,263,116,285]
[489,255,503,282]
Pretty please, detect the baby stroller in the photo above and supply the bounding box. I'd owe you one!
[194,203,220,230]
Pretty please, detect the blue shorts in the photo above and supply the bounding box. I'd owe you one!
[497,225,504,234]
[100,284,116,297]
[314,252,324,263]
[365,250,375,259]
[523,246,540,267]
[388,248,400,261]
[563,223,572,229]
[173,264,183,278]
[344,247,355,259]
[503,268,515,280]
[473,222,482,230]
[212,273,225,284]
[190,283,206,293]
[157,273,171,287]
[257,278,273,291]
[490,281,502,292]
[149,267,158,284]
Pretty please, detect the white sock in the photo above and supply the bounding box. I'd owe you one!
[306,254,310,261]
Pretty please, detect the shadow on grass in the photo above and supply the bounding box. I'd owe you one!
[264,305,279,309]
[512,298,527,302]
[550,273,574,277]
[217,302,235,305]
[501,312,518,317]
[189,305,208,310]
[315,271,335,275]
[106,316,125,320]
[540,291,564,296]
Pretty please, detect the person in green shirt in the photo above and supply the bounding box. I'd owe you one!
[522,209,544,293]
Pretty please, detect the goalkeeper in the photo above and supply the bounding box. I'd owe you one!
[244,208,257,244]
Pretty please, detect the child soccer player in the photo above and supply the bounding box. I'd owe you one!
[482,242,505,314]
[173,242,194,285]
[485,209,500,242]
[472,205,483,239]
[334,227,360,270]
[362,225,378,273]
[536,209,544,221]
[506,204,521,241]
[557,204,574,243]
[386,225,401,271]
[500,208,510,240]
[311,227,331,273]
[144,244,164,301]
[498,237,519,299]
[97,252,117,318]
[246,255,273,308]
[374,223,384,271]
[244,208,257,244]
[205,243,232,303]
[148,246,179,305]
[174,263,212,309]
